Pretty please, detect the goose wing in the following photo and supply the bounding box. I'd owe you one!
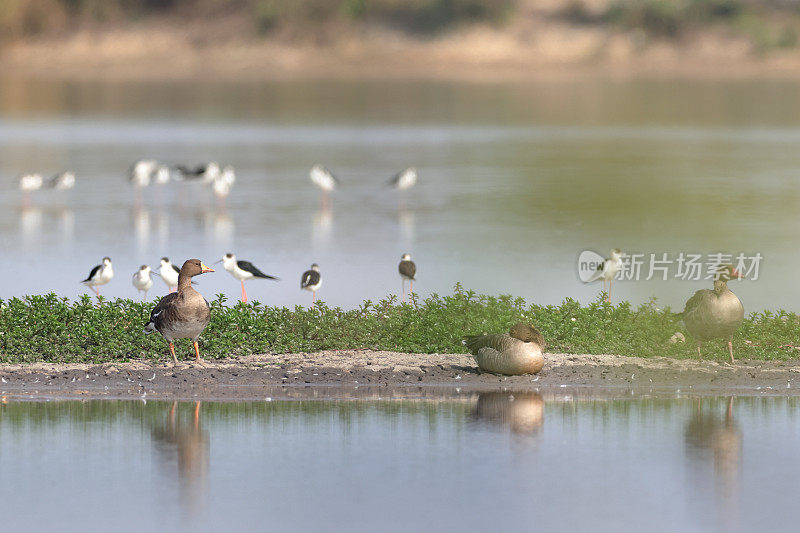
[145,293,179,332]
[463,334,515,354]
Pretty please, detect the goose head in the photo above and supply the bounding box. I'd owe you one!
[509,323,546,348]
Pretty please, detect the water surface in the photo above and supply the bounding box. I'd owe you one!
[0,395,797,532]
[1,78,799,310]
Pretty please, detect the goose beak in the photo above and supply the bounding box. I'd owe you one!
[732,268,744,280]
[201,262,215,273]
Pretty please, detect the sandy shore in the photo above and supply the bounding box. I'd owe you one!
[0,350,798,401]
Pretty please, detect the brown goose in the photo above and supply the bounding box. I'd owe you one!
[463,323,546,375]
[144,259,215,365]
[682,264,744,363]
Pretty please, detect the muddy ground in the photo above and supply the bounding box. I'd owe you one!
[0,351,799,401]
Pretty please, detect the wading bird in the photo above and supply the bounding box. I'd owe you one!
[310,164,339,206]
[681,264,744,363]
[464,323,546,376]
[158,257,182,293]
[389,167,417,190]
[82,257,114,297]
[153,165,171,185]
[129,160,157,188]
[18,173,43,192]
[144,259,215,366]
[586,248,622,302]
[218,253,279,303]
[176,162,220,183]
[48,171,76,191]
[398,253,416,302]
[132,265,156,300]
[300,263,322,303]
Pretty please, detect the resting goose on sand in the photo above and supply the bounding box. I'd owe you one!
[144,259,214,365]
[300,263,322,303]
[218,253,279,303]
[682,264,744,363]
[82,257,114,297]
[463,323,546,376]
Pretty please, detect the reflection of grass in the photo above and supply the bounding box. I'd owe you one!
[1,285,798,363]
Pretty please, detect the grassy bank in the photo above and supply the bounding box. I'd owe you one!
[0,285,798,364]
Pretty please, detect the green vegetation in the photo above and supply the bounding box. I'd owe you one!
[0,284,798,364]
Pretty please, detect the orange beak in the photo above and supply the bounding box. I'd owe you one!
[732,268,743,279]
[201,262,215,273]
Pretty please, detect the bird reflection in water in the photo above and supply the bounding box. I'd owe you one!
[684,397,741,526]
[204,206,234,249]
[132,206,151,252]
[312,203,333,248]
[397,207,415,244]
[19,206,43,249]
[151,401,209,515]
[471,391,544,435]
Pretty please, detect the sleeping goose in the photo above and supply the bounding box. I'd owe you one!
[144,259,215,366]
[682,264,744,363]
[463,323,546,375]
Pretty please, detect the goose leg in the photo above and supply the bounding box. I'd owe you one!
[728,339,735,364]
[696,342,702,359]
[193,341,205,366]
[241,280,248,303]
[169,342,178,366]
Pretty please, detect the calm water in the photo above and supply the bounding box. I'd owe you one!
[0,395,798,532]
[2,77,800,310]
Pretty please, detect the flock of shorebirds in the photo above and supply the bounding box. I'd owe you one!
[38,160,418,365]
[17,161,743,369]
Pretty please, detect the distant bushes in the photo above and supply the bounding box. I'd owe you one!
[0,0,515,40]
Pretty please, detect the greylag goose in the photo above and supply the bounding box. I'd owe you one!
[144,259,215,365]
[586,248,622,302]
[82,257,114,297]
[389,167,417,190]
[132,265,156,300]
[463,323,546,375]
[398,253,416,303]
[218,253,279,303]
[300,263,322,303]
[682,264,744,363]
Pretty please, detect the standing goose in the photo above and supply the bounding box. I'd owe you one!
[464,323,546,376]
[398,253,416,303]
[300,263,322,303]
[218,253,279,303]
[682,264,744,363]
[586,248,622,302]
[81,257,114,297]
[132,265,156,300]
[144,259,215,365]
[389,167,417,190]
